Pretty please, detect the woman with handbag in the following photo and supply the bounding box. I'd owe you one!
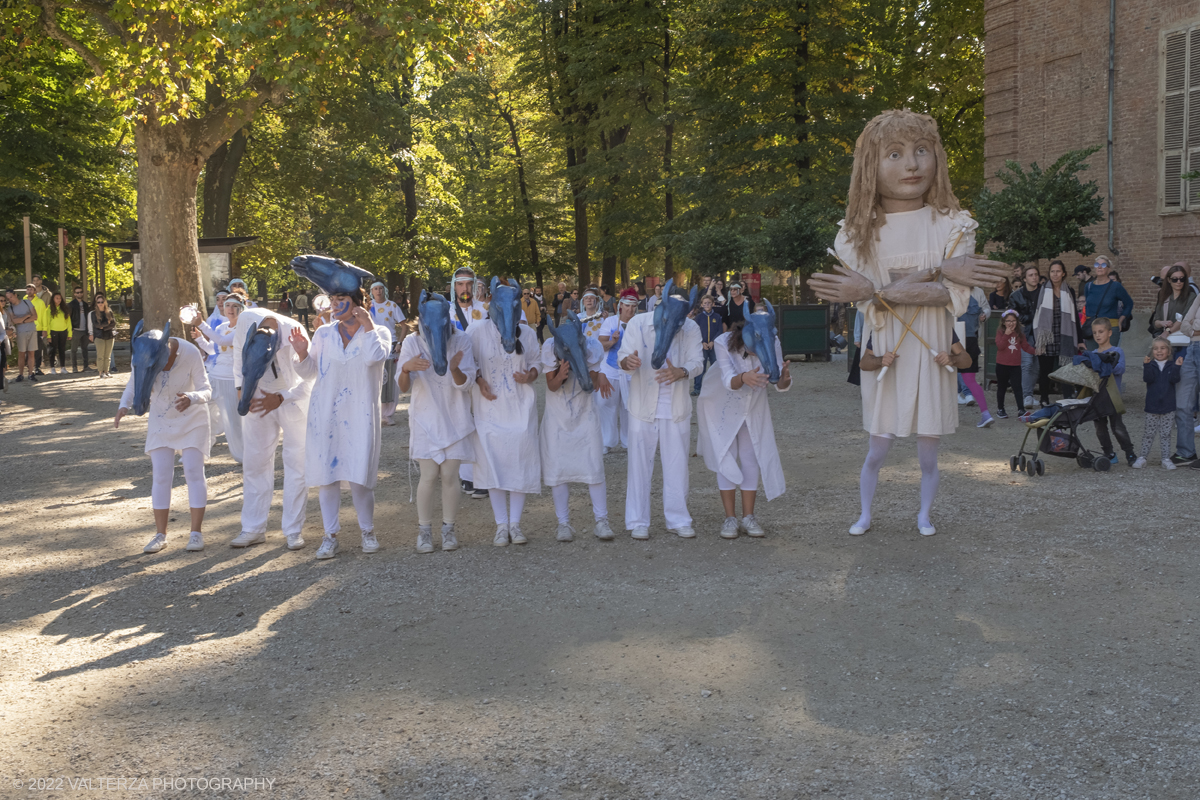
[1151,265,1196,347]
[1083,256,1134,348]
[88,293,118,377]
[1031,260,1082,406]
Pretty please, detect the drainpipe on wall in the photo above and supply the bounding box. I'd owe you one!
[1107,0,1120,254]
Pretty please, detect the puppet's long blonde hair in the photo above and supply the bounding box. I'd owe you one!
[843,110,961,263]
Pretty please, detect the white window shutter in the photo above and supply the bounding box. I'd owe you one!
[1190,29,1200,207]
[1165,30,1187,210]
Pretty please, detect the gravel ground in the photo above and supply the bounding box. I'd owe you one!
[0,327,1196,799]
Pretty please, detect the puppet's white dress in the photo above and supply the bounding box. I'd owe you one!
[399,329,476,463]
[120,338,212,457]
[297,322,392,488]
[467,321,542,494]
[539,336,605,486]
[833,207,975,437]
[696,332,789,500]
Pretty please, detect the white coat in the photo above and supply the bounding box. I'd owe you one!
[231,308,312,406]
[696,332,789,500]
[616,312,704,423]
[467,320,542,494]
[120,338,212,457]
[539,336,605,486]
[399,328,476,463]
[197,320,236,381]
[296,320,392,488]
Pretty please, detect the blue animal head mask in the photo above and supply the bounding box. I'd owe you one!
[129,319,171,415]
[289,254,374,295]
[489,276,523,354]
[417,290,453,376]
[741,300,781,384]
[546,311,594,393]
[237,321,281,416]
[650,278,699,369]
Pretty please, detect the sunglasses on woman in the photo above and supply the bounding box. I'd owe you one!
[1170,277,1186,284]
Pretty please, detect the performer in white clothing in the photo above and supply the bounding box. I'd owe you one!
[541,314,615,541]
[696,313,792,539]
[398,291,476,553]
[468,278,541,546]
[617,280,704,539]
[115,324,211,554]
[369,281,407,426]
[292,267,392,559]
[596,289,638,451]
[808,110,1009,537]
[226,306,313,549]
[192,295,245,463]
[447,266,490,498]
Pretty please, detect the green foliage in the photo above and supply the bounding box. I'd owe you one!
[975,147,1104,265]
[675,225,751,277]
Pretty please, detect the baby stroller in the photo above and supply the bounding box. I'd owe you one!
[1008,353,1120,476]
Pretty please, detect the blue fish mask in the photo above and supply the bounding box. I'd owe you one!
[489,276,523,354]
[289,254,375,295]
[417,290,453,376]
[650,278,699,369]
[742,299,781,384]
[129,319,172,415]
[237,321,281,416]
[546,311,594,393]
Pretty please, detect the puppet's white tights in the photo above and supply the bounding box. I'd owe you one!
[150,447,207,510]
[489,491,526,527]
[855,435,939,530]
[416,459,461,526]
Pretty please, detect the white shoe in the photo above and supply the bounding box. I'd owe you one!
[1131,456,1147,469]
[1162,458,1177,470]
[957,392,969,405]
[631,526,650,540]
[286,533,306,550]
[361,530,380,554]
[493,525,510,547]
[556,523,575,542]
[740,515,765,537]
[1023,395,1035,409]
[919,523,936,537]
[315,535,339,559]
[593,519,615,540]
[440,523,458,551]
[719,517,739,539]
[381,416,396,427]
[185,531,204,551]
[849,521,870,536]
[509,526,527,545]
[230,531,266,548]
[416,525,434,553]
[143,533,166,553]
[671,525,696,539]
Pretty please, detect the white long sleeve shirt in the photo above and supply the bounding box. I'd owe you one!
[231,308,313,406]
[616,312,703,424]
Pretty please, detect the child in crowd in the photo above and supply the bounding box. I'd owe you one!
[995,309,1034,418]
[1134,337,1182,469]
[1086,317,1135,466]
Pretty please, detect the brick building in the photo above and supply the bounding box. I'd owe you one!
[984,0,1200,306]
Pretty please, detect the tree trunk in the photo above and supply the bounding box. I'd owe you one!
[135,122,207,329]
[662,20,674,280]
[792,1,810,177]
[500,106,542,287]
[201,125,250,238]
[567,144,589,290]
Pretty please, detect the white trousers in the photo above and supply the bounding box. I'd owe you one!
[317,482,374,535]
[716,423,760,491]
[211,378,244,463]
[551,482,608,524]
[207,380,224,439]
[149,447,207,509]
[240,399,308,536]
[596,377,629,449]
[625,415,692,530]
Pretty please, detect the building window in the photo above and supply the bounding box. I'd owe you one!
[1163,26,1200,211]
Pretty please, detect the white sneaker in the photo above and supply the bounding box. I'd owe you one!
[1131,456,1147,469]
[230,531,266,548]
[361,530,380,554]
[1023,395,1035,409]
[143,533,166,553]
[185,531,204,551]
[493,525,510,547]
[957,392,969,405]
[631,526,650,540]
[509,526,527,545]
[919,523,936,537]
[416,525,434,553]
[671,525,696,539]
[740,515,765,537]
[315,535,339,559]
[1162,458,1177,470]
[719,517,739,539]
[440,523,458,551]
[286,533,306,550]
[593,519,615,540]
[556,523,575,542]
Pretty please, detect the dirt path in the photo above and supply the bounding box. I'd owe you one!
[1,332,1196,799]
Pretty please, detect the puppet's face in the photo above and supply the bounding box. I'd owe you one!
[877,137,934,207]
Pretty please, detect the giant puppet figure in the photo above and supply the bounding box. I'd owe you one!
[808,110,1008,537]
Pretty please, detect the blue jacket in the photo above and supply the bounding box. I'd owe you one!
[1143,359,1181,414]
[1083,279,1134,322]
[1074,346,1126,391]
